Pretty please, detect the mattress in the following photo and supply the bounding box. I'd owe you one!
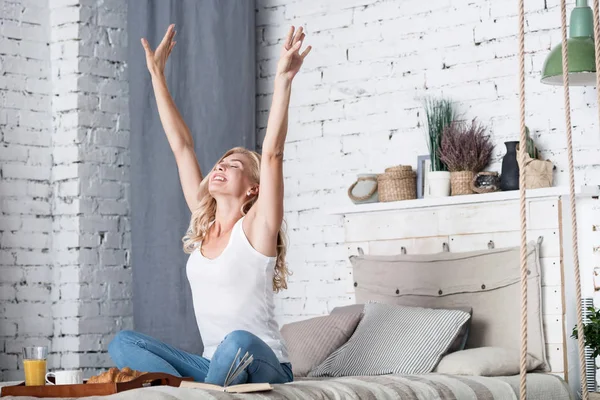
[1,372,573,400]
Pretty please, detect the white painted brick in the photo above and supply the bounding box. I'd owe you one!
[18,316,53,336]
[4,127,52,146]
[80,249,99,265]
[25,76,51,94]
[54,231,80,248]
[58,180,80,196]
[23,266,52,283]
[108,282,131,300]
[97,199,128,215]
[0,267,24,283]
[52,164,79,181]
[79,57,126,80]
[59,283,83,301]
[19,217,52,233]
[51,335,81,352]
[94,43,127,62]
[0,144,29,162]
[256,5,287,27]
[3,232,50,249]
[59,352,80,369]
[15,250,52,266]
[58,265,81,284]
[307,10,353,32]
[354,2,404,24]
[16,284,51,302]
[53,197,80,215]
[100,300,132,317]
[50,5,80,26]
[0,354,18,370]
[0,319,18,335]
[0,252,17,268]
[80,217,118,233]
[53,145,81,164]
[81,181,122,198]
[79,317,118,334]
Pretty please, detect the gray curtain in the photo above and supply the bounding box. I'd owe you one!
[128,0,256,354]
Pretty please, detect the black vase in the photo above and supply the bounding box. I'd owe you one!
[500,141,519,191]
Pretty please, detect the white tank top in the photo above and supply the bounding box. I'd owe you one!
[185,216,289,363]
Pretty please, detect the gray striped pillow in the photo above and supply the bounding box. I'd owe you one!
[308,302,471,377]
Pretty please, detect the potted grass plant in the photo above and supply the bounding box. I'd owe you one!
[572,307,600,399]
[438,119,494,196]
[424,97,457,197]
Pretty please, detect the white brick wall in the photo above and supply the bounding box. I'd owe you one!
[0,0,54,380]
[256,0,600,325]
[0,0,130,380]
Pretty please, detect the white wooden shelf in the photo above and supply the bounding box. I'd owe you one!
[329,185,600,215]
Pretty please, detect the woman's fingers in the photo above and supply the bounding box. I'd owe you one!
[167,41,176,56]
[284,25,294,50]
[291,26,303,46]
[300,45,312,59]
[159,24,175,47]
[286,40,302,56]
[141,38,152,55]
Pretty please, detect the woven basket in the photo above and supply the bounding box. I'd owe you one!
[377,166,416,202]
[450,171,475,196]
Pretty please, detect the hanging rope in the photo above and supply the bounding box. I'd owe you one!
[593,0,600,113]
[515,0,528,396]
[558,0,589,398]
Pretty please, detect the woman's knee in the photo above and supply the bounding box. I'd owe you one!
[108,330,141,359]
[221,330,260,352]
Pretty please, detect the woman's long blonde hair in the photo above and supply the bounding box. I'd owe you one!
[182,147,290,292]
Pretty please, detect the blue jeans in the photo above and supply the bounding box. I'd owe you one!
[108,329,293,385]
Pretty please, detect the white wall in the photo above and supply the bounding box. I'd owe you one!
[0,0,53,380]
[0,0,130,380]
[255,0,600,325]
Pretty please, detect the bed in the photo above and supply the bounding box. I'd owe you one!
[1,242,575,400]
[0,373,572,399]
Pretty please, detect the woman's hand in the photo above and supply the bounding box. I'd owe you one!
[141,24,176,78]
[275,26,311,82]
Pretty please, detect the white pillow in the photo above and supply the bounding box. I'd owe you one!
[434,347,542,376]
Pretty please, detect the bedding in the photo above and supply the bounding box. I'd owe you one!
[1,373,572,399]
[434,347,543,376]
[331,303,473,353]
[279,312,362,377]
[309,303,471,377]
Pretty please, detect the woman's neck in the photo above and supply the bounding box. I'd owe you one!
[212,198,244,236]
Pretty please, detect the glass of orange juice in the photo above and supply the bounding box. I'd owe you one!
[23,346,48,386]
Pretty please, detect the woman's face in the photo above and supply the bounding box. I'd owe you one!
[208,153,256,198]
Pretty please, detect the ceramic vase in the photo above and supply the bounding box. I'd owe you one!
[426,171,451,198]
[500,141,520,191]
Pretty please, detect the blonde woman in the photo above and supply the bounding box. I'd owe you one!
[108,24,311,385]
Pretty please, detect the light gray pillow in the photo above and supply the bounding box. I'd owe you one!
[434,347,543,376]
[309,302,471,377]
[280,313,362,377]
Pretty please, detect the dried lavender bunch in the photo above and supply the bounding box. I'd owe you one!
[439,119,494,172]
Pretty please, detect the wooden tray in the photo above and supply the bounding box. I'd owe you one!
[1,373,193,398]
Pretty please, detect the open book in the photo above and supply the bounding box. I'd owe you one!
[179,349,273,393]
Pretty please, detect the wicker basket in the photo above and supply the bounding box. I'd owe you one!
[450,171,475,196]
[377,166,416,202]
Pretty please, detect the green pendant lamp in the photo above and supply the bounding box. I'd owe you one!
[541,0,596,86]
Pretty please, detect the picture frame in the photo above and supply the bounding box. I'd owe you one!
[417,155,431,199]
